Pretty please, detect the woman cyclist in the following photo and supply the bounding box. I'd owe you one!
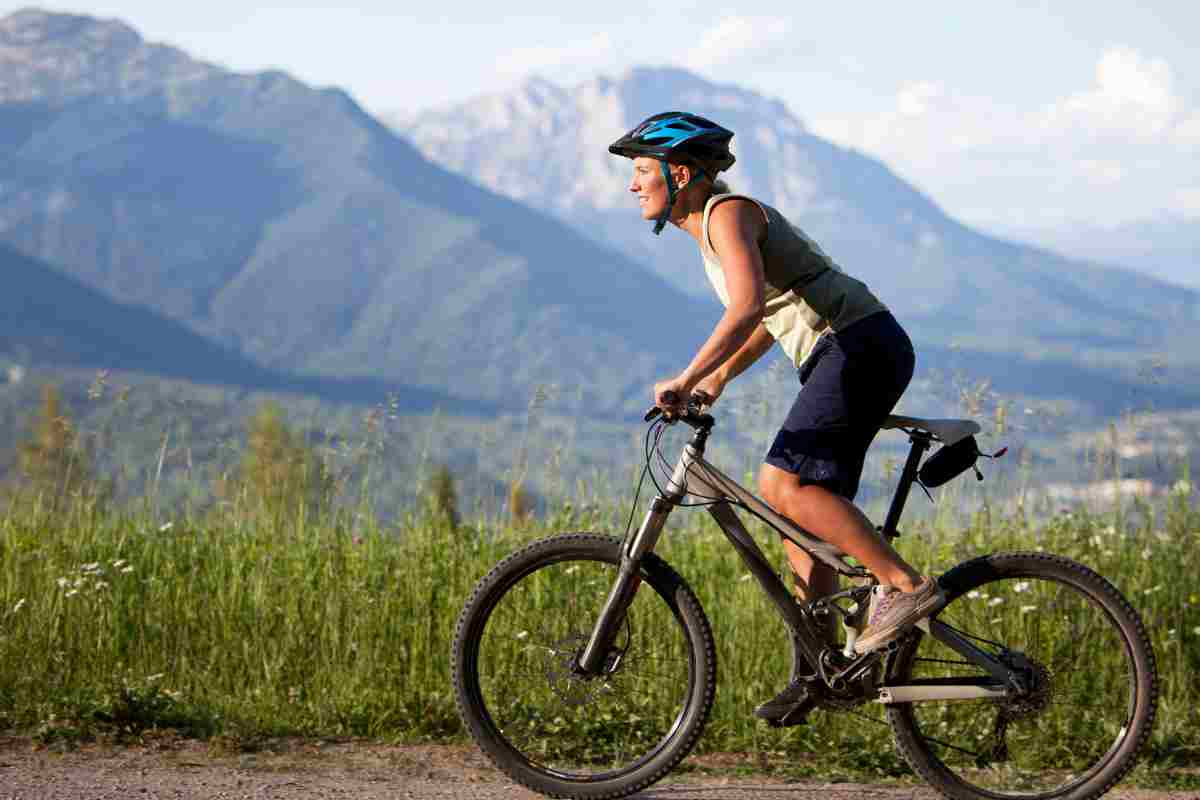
[609,112,946,722]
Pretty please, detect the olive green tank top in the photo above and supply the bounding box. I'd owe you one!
[700,193,887,368]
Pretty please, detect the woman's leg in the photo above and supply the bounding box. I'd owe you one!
[759,465,922,594]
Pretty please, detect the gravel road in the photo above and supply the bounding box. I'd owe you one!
[0,739,1193,800]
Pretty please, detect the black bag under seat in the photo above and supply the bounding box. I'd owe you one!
[918,435,983,487]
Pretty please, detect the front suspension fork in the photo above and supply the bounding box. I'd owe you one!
[577,495,672,675]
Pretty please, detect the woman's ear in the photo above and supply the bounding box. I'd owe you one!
[672,163,694,189]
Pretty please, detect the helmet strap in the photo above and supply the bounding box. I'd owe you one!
[652,160,676,235]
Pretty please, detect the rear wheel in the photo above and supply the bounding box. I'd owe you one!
[452,533,716,799]
[885,552,1157,800]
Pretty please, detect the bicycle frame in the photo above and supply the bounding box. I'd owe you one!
[578,413,1021,705]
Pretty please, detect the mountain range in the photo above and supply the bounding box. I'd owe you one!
[403,69,1200,410]
[0,9,713,414]
[0,8,1196,425]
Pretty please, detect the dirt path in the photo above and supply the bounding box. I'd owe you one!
[0,739,1193,800]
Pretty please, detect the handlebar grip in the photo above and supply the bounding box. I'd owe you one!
[643,406,663,422]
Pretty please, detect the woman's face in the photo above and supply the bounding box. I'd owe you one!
[629,156,687,220]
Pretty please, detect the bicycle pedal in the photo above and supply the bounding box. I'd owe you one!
[765,705,811,728]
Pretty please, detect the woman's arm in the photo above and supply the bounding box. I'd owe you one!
[655,199,768,407]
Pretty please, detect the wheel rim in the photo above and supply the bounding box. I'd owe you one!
[465,553,697,782]
[889,569,1140,799]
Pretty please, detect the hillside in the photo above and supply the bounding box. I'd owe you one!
[0,10,715,413]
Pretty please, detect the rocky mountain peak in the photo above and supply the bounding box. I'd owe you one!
[0,8,217,105]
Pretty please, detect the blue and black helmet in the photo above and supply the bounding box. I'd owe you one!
[609,111,736,171]
[609,112,736,235]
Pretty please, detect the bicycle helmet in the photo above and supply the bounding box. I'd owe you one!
[609,112,735,234]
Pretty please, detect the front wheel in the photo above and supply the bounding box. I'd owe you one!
[886,552,1157,800]
[452,533,716,799]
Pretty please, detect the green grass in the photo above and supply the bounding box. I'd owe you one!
[0,480,1197,778]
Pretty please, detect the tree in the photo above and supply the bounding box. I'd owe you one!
[15,384,94,505]
[225,402,334,521]
[426,464,460,527]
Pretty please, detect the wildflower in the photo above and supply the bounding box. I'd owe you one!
[967,590,981,599]
[12,598,26,614]
[1143,584,1162,595]
[1167,629,1176,637]
[120,566,134,574]
[1013,581,1030,593]
[1020,605,1037,614]
[146,673,164,682]
[65,589,78,598]
[111,559,127,568]
[515,631,529,640]
[1193,626,1200,636]
[94,581,109,591]
[1141,548,1152,560]
[739,573,753,582]
[563,565,580,575]
[81,562,101,573]
[159,522,173,532]
[989,597,1005,606]
[56,577,69,589]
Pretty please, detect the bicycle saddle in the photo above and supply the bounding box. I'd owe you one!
[882,415,981,446]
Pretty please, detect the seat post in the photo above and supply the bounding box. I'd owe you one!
[880,432,933,539]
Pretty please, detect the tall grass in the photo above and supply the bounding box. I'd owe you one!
[0,480,1196,773]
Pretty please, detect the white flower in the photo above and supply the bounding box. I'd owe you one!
[81,562,101,573]
[56,577,70,589]
[159,522,173,532]
[563,565,579,575]
[12,598,26,614]
[515,630,529,640]
[1167,629,1176,637]
[739,573,753,582]
[1142,548,1153,560]
[988,597,1005,606]
[1193,627,1200,636]
[65,589,79,598]
[967,590,981,599]
[1013,581,1030,593]
[111,559,127,568]
[1143,584,1162,595]
[120,566,134,574]
[1020,605,1037,614]
[145,673,164,682]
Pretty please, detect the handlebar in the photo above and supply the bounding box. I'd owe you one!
[643,391,716,429]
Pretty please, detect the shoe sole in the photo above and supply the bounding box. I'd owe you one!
[852,588,946,655]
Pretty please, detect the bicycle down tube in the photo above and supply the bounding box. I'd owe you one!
[582,418,1022,702]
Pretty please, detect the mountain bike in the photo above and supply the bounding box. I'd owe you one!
[452,395,1158,800]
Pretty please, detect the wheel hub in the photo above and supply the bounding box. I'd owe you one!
[1000,657,1054,721]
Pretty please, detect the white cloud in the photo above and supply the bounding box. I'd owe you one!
[1173,187,1200,218]
[685,16,793,70]
[897,81,944,117]
[1046,47,1179,137]
[808,46,1198,227]
[497,32,617,80]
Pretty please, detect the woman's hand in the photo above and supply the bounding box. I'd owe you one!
[653,374,695,415]
[691,372,726,409]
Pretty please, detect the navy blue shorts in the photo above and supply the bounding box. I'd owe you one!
[764,311,915,500]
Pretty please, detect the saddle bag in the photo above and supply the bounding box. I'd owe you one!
[918,436,983,487]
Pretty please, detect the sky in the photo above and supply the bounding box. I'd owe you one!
[3,2,1199,236]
